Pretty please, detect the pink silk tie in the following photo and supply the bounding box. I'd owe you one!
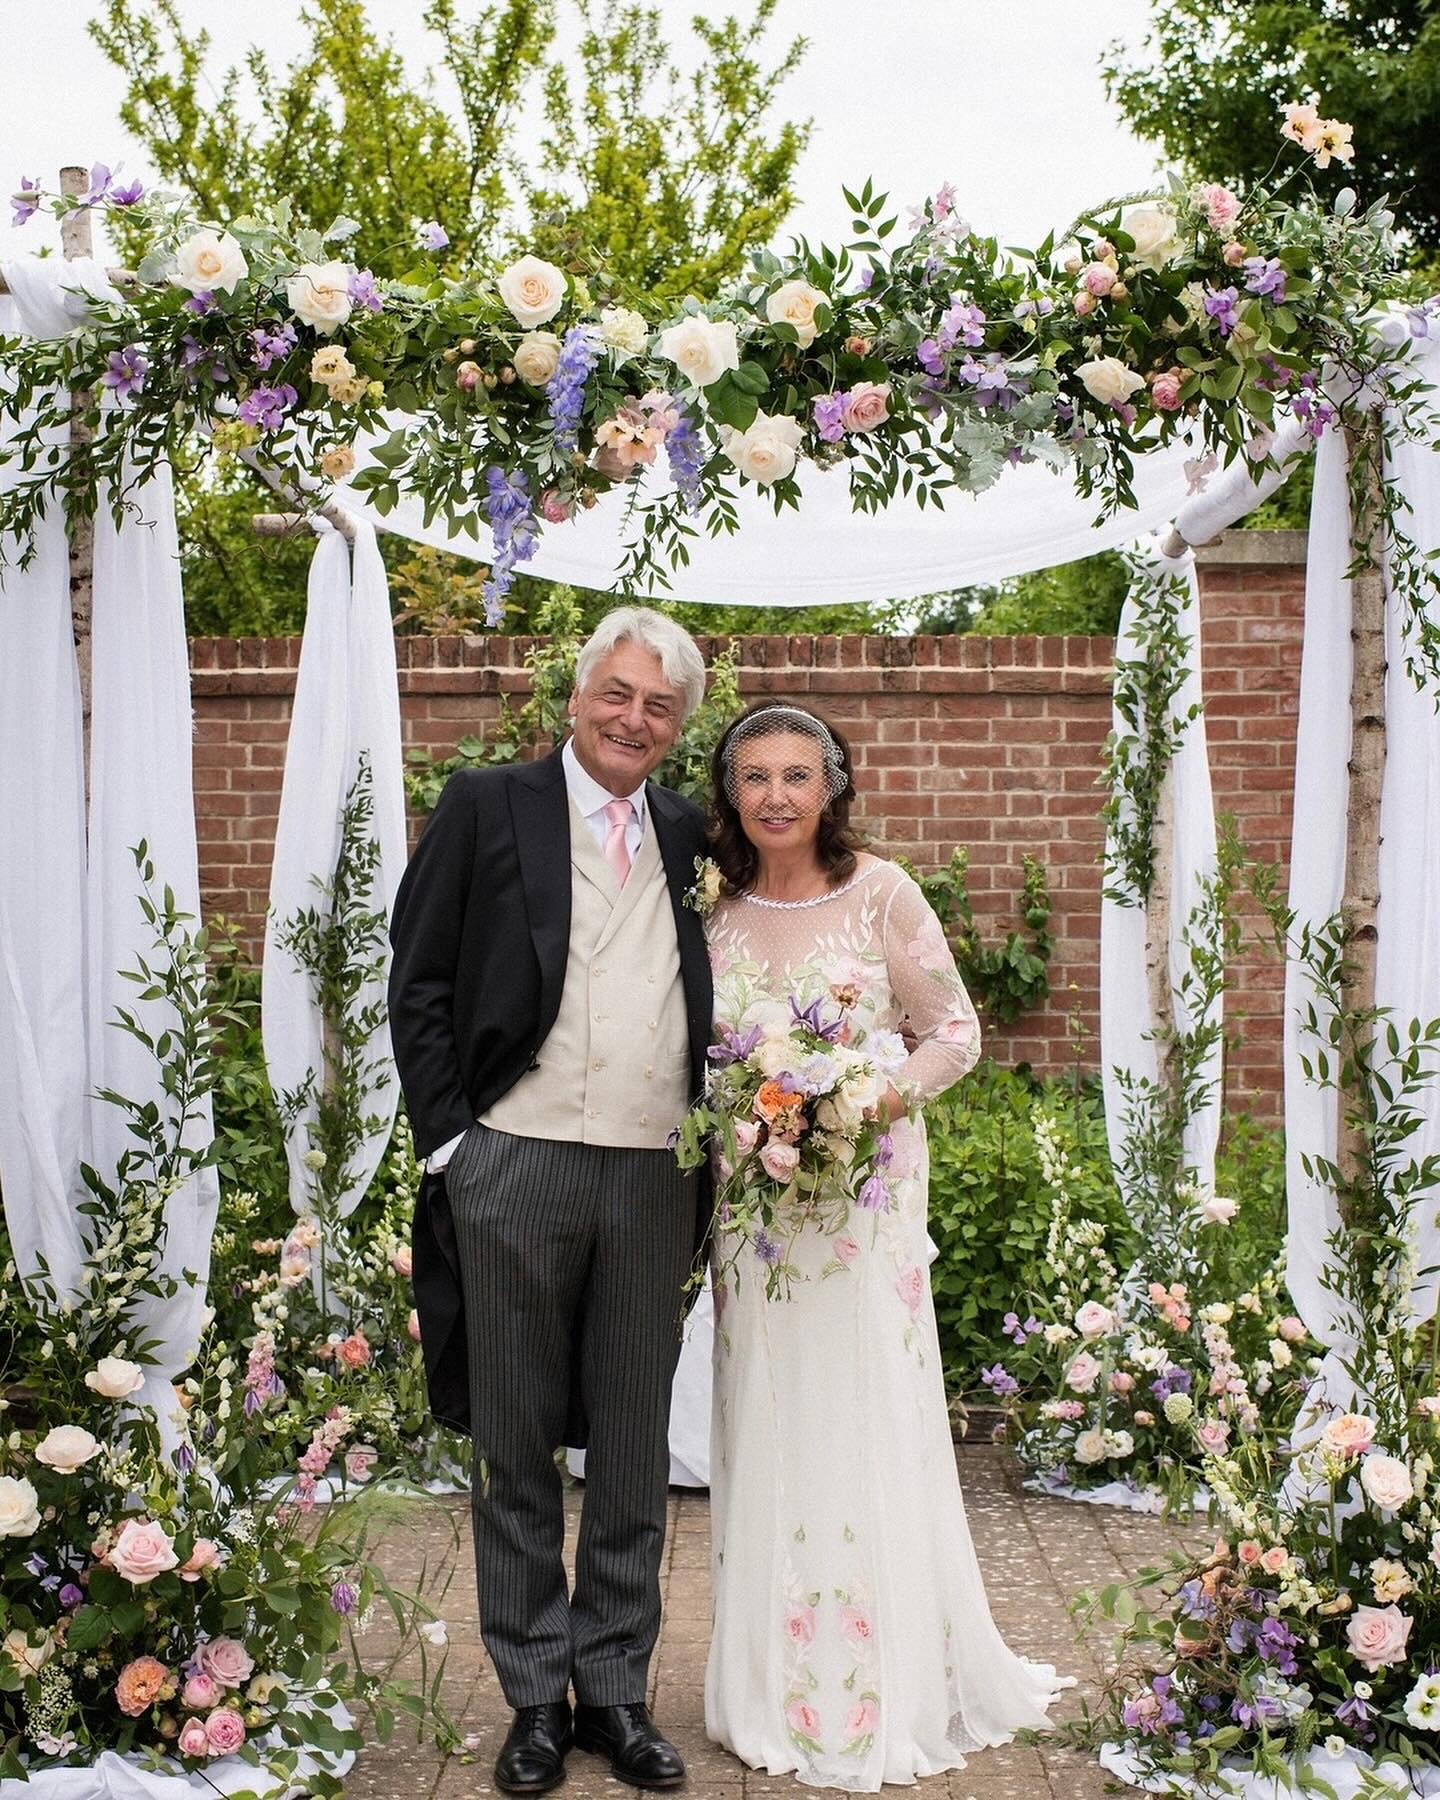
[602,797,634,887]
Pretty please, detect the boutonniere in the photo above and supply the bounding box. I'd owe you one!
[685,855,723,915]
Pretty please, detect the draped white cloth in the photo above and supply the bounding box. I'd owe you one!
[1101,1738,1440,1797]
[1099,540,1220,1205]
[0,258,216,1446]
[261,519,405,1224]
[1284,334,1440,1384]
[341,432,1200,606]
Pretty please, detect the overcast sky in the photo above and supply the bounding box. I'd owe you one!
[5,0,1165,260]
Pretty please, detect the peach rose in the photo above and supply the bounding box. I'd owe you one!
[116,1655,174,1717]
[1347,1603,1412,1672]
[497,256,567,329]
[1322,1413,1376,1459]
[841,382,891,434]
[286,260,353,335]
[513,331,562,386]
[175,230,248,296]
[1260,1546,1291,1576]
[1237,1539,1263,1566]
[109,1518,179,1584]
[765,279,828,349]
[391,1245,413,1278]
[336,1331,372,1369]
[319,443,355,481]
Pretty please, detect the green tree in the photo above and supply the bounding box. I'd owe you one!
[1103,2,1440,265]
[90,0,811,636]
[911,553,1132,638]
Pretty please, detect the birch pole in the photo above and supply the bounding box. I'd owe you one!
[60,165,95,776]
[1336,418,1388,1206]
[1143,769,1176,1078]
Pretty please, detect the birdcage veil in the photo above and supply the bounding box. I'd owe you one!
[719,705,851,813]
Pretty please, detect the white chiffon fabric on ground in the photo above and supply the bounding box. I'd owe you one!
[1101,1739,1440,1798]
[340,430,1198,604]
[1099,538,1220,1207]
[261,518,406,1226]
[704,860,1071,1790]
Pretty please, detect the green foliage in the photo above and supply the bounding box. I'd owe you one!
[896,848,1054,1024]
[910,552,1132,638]
[1103,0,1440,263]
[924,1061,1124,1392]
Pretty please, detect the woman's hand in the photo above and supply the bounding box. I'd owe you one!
[871,1085,906,1125]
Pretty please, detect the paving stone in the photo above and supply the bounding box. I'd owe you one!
[345,1446,1186,1796]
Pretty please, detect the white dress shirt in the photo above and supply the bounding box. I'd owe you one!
[424,742,649,1173]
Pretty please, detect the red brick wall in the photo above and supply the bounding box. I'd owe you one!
[189,530,1306,1116]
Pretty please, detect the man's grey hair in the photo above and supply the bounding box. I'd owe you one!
[574,606,707,721]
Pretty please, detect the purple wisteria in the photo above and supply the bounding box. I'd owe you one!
[482,464,539,627]
[546,326,603,454]
[237,382,299,431]
[100,344,148,400]
[664,403,706,513]
[250,322,297,370]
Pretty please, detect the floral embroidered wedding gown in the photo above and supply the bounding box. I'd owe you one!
[704,854,1070,1790]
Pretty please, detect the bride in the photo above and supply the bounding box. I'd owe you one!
[701,701,1070,1790]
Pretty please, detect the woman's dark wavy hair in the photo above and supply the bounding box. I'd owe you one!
[708,702,865,895]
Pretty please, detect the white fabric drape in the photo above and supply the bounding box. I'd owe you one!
[1101,1738,1440,1797]
[341,431,1201,606]
[1283,335,1440,1413]
[87,450,219,1415]
[1099,540,1220,1204]
[261,519,405,1223]
[0,290,88,1299]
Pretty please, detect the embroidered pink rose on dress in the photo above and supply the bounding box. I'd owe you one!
[904,914,954,974]
[839,1604,875,1645]
[784,1603,816,1645]
[896,1266,926,1319]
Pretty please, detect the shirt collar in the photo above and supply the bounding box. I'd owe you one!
[562,737,648,822]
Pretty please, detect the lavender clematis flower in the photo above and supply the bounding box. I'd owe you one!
[789,995,844,1040]
[11,176,41,227]
[708,1023,763,1066]
[108,179,145,206]
[237,382,299,431]
[184,291,215,316]
[81,163,113,207]
[100,344,149,401]
[856,1175,891,1212]
[812,392,846,443]
[250,321,297,371]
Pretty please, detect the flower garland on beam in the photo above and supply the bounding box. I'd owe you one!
[2,111,1431,640]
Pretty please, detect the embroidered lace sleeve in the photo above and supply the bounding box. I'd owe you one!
[880,868,981,1105]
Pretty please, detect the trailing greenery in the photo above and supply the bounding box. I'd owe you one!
[897,848,1054,1024]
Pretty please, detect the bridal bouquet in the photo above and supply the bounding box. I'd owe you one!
[674,994,910,1299]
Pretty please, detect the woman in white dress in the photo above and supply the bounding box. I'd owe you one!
[702,702,1070,1791]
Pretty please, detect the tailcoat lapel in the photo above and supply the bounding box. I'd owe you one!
[508,750,572,1046]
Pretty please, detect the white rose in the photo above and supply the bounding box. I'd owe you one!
[719,409,804,486]
[3,1630,54,1675]
[1076,357,1147,408]
[1362,1454,1415,1513]
[754,1038,793,1079]
[1074,1427,1110,1465]
[765,279,828,349]
[174,229,249,295]
[1042,1323,1076,1348]
[513,331,562,386]
[34,1425,101,1475]
[1074,1301,1117,1340]
[287,260,354,335]
[85,1355,146,1400]
[1269,1339,1293,1368]
[496,255,567,329]
[1201,1194,1240,1225]
[0,1476,40,1537]
[657,315,740,389]
[1121,202,1179,270]
[599,306,648,355]
[1105,1429,1135,1459]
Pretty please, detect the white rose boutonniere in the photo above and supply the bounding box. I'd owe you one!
[685,855,723,915]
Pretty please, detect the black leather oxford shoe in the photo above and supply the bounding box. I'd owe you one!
[494,1701,574,1794]
[572,1702,686,1789]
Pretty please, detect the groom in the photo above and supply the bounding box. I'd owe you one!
[388,607,712,1793]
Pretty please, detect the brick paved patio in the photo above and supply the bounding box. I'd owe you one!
[344,1444,1206,1799]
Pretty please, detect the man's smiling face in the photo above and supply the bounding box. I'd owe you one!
[567,639,685,794]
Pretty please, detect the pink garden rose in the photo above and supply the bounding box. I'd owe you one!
[204,1708,247,1755]
[784,1603,816,1646]
[732,1120,759,1157]
[1109,1371,1135,1395]
[1237,1539,1263,1566]
[844,1696,879,1739]
[1276,1316,1307,1343]
[1222,239,1248,267]
[833,1235,860,1265]
[785,1698,821,1740]
[539,489,570,524]
[336,1331,372,1370]
[109,1519,179,1585]
[1150,372,1184,412]
[839,1605,874,1646]
[391,1246,413,1278]
[1074,1301,1116,1339]
[345,1445,378,1484]
[896,1266,926,1320]
[179,1539,223,1582]
[1347,1603,1412,1672]
[1133,1410,1155,1427]
[182,1672,222,1711]
[1197,1420,1231,1454]
[407,1309,422,1342]
[195,1636,255,1689]
[177,1717,210,1758]
[1082,261,1117,296]
[1260,1546,1291,1576]
[1195,182,1241,231]
[759,1140,799,1183]
[841,382,891,434]
[1321,1413,1376,1459]
[115,1656,174,1717]
[1064,1352,1101,1394]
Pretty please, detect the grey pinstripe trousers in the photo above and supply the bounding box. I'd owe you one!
[444,1121,696,1707]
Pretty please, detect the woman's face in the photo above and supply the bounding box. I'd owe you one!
[728,729,831,858]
